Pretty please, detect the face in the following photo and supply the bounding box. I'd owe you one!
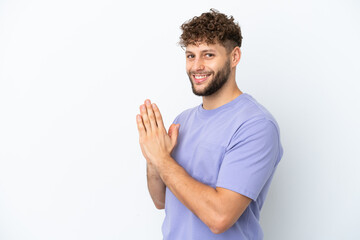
[185,43,232,96]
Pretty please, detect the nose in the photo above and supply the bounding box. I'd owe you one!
[193,58,205,72]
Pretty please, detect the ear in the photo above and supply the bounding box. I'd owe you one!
[231,47,241,68]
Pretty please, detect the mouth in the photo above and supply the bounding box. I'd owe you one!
[192,73,211,84]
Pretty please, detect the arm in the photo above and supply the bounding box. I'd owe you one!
[156,155,251,234]
[137,100,178,210]
[146,162,166,209]
[136,99,251,234]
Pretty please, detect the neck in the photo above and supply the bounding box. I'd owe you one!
[202,73,243,110]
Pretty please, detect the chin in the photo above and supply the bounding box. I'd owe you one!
[192,86,210,96]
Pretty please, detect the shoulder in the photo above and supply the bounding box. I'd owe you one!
[232,93,280,132]
[224,94,282,151]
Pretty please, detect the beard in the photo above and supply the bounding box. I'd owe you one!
[187,59,231,96]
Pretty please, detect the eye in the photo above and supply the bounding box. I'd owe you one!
[205,53,215,58]
[186,54,195,59]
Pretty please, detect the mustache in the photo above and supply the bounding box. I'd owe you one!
[188,71,213,75]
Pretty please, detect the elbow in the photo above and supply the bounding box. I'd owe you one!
[209,224,229,234]
[153,199,165,210]
[208,216,232,234]
[154,203,165,210]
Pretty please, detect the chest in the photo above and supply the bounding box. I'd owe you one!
[171,119,235,186]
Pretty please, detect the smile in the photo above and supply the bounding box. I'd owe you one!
[193,74,211,84]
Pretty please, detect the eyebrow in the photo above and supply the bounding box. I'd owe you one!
[185,49,216,54]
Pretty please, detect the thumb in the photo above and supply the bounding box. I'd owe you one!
[168,124,180,146]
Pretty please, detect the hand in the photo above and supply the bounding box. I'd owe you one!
[136,99,180,169]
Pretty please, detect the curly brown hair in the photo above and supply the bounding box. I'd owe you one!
[179,9,242,53]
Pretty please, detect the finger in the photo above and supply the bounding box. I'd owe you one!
[168,124,180,147]
[145,99,157,131]
[136,114,146,137]
[168,124,175,137]
[140,104,151,134]
[152,103,166,131]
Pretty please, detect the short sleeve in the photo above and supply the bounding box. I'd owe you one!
[216,118,281,201]
[172,115,180,125]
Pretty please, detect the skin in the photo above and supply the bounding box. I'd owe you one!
[136,42,251,234]
[186,42,243,110]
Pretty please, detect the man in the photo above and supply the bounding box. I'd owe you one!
[136,9,283,239]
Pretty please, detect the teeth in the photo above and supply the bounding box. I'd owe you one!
[194,75,207,79]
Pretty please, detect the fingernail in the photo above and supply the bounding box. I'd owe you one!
[146,100,151,106]
[141,105,146,110]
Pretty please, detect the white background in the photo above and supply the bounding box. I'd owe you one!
[1,0,359,239]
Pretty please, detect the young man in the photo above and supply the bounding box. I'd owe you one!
[136,9,283,240]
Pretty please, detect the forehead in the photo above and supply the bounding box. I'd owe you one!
[185,42,226,53]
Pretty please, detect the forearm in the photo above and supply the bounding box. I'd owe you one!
[157,156,225,232]
[147,162,166,209]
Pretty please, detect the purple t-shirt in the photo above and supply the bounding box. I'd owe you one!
[162,93,283,240]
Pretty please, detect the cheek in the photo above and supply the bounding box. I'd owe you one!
[185,63,192,73]
[208,60,221,69]
[208,62,223,73]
